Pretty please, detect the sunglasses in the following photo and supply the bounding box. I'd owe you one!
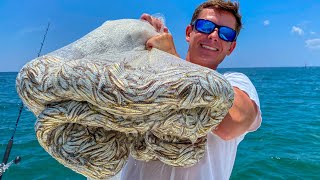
[191,19,237,42]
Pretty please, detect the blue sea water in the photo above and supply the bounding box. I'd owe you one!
[0,67,319,179]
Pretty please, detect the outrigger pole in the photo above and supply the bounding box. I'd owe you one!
[0,22,50,179]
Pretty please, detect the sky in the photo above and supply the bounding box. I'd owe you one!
[0,0,320,72]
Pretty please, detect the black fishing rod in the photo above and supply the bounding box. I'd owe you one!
[0,22,50,179]
[0,106,23,178]
[38,22,50,57]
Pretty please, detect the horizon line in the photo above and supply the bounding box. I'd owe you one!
[1,65,319,73]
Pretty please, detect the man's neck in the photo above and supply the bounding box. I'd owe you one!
[186,54,218,70]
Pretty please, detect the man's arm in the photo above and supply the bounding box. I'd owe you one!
[213,87,258,140]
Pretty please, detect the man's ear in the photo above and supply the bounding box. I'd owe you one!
[227,41,237,55]
[186,25,193,42]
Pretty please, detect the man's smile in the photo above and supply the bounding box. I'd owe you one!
[201,44,219,51]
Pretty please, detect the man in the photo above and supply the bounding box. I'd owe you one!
[121,0,262,179]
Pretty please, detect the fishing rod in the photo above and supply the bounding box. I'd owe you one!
[0,105,23,178]
[38,22,50,57]
[0,22,50,179]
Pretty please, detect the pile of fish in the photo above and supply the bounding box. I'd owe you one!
[16,19,234,179]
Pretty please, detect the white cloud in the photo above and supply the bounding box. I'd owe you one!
[310,31,316,35]
[291,26,304,35]
[17,26,45,36]
[263,20,270,26]
[305,38,320,49]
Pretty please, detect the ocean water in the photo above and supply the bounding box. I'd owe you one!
[0,67,319,179]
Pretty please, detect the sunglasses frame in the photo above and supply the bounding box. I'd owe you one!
[191,19,237,42]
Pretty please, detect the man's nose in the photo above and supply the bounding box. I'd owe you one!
[208,28,219,40]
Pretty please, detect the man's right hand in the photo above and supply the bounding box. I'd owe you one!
[140,14,180,57]
[140,13,168,33]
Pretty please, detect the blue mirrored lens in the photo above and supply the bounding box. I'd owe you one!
[194,19,236,42]
[195,20,215,34]
[219,27,237,42]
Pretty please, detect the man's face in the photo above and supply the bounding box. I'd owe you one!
[185,8,237,70]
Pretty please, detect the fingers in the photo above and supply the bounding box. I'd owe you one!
[140,13,152,23]
[145,34,179,57]
[146,34,162,51]
[146,38,153,51]
[140,13,168,33]
[163,27,169,33]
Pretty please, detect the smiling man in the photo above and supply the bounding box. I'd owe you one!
[121,0,262,179]
[185,7,238,70]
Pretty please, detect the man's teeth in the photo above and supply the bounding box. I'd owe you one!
[202,45,218,51]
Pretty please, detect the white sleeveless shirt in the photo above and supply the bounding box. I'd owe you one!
[119,72,262,180]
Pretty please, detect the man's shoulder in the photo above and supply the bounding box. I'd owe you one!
[222,71,250,80]
[222,71,254,88]
[222,71,260,106]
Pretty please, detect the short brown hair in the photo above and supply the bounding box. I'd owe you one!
[190,0,242,36]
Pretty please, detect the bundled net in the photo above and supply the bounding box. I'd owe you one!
[16,19,234,179]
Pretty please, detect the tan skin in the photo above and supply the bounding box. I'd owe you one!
[141,14,180,57]
[141,9,258,140]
